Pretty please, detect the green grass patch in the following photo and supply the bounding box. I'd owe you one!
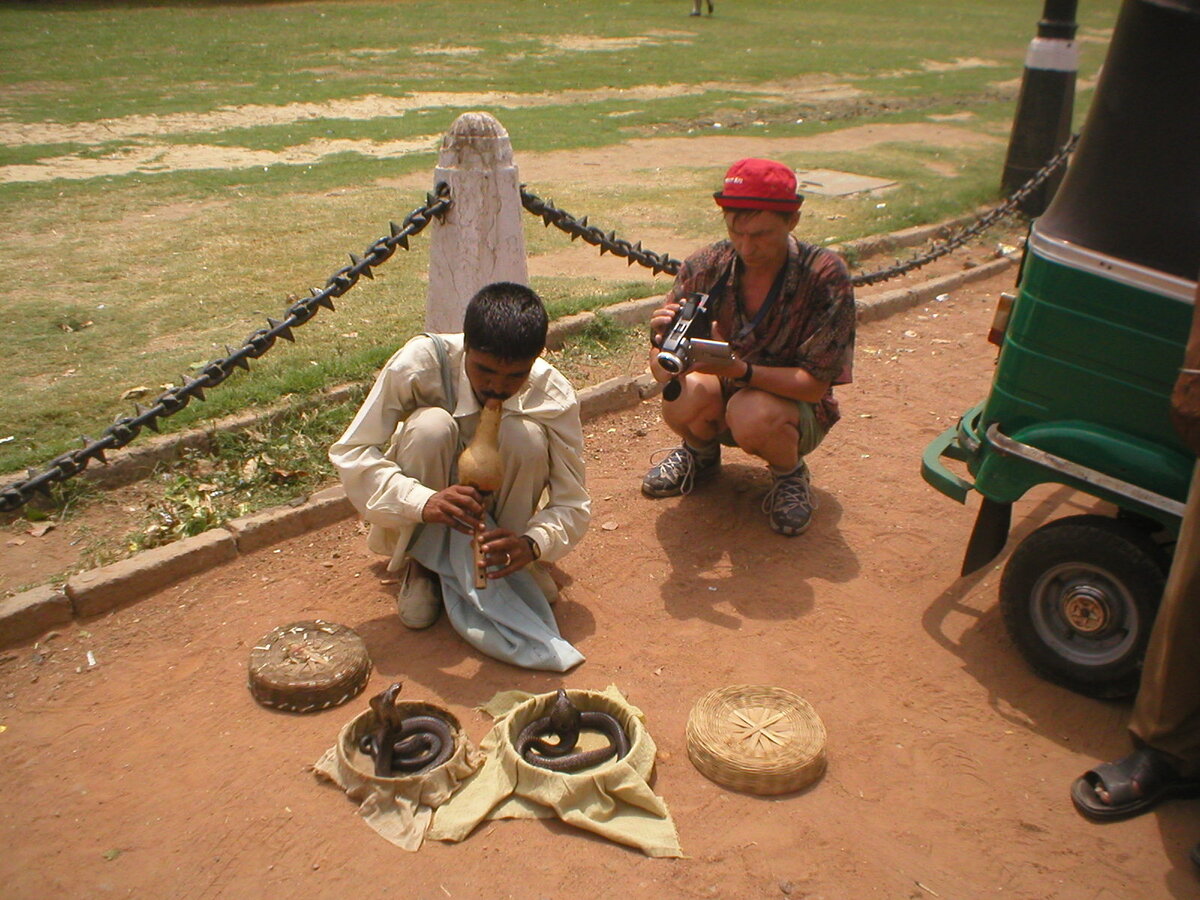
[0,0,1122,482]
[121,397,363,557]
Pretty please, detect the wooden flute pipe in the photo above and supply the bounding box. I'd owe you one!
[457,399,503,590]
[472,522,488,590]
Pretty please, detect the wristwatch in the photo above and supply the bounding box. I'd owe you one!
[734,360,754,386]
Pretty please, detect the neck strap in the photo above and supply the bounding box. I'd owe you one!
[731,253,788,341]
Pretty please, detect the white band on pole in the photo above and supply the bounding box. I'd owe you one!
[1025,37,1080,72]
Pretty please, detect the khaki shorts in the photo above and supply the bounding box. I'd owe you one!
[715,397,827,458]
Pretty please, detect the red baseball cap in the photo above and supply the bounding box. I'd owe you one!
[713,158,804,212]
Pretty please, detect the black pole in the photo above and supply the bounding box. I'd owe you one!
[1000,0,1079,215]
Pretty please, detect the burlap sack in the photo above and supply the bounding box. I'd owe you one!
[428,686,683,858]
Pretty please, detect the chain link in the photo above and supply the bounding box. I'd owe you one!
[850,134,1078,286]
[519,187,683,276]
[0,184,451,515]
[521,134,1079,287]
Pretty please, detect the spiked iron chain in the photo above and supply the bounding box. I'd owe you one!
[848,134,1078,287]
[519,187,683,276]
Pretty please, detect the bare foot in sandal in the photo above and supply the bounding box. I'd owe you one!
[1071,747,1200,822]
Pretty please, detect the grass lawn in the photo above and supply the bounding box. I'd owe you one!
[0,0,1121,480]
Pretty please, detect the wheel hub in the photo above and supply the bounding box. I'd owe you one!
[1061,585,1112,634]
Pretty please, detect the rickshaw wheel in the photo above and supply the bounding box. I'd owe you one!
[1000,514,1168,699]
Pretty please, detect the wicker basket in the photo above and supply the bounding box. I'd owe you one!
[338,701,466,784]
[686,684,827,795]
[248,620,371,713]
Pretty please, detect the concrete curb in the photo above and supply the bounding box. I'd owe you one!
[0,586,73,647]
[0,235,1017,648]
[832,211,978,262]
[66,529,239,619]
[856,255,1015,324]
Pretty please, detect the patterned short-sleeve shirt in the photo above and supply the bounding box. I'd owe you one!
[665,236,856,430]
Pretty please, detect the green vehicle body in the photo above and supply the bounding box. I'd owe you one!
[923,232,1195,536]
[919,0,1198,696]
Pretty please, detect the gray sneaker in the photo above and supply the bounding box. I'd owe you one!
[396,559,442,629]
[762,462,818,535]
[641,445,720,498]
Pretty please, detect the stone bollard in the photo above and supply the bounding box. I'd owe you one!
[425,112,529,332]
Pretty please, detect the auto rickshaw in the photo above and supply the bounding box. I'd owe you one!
[921,0,1200,698]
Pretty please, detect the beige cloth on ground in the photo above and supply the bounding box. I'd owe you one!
[313,702,482,851]
[428,686,683,858]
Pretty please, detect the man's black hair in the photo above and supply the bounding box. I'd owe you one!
[725,207,800,224]
[462,282,548,361]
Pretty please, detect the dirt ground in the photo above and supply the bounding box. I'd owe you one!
[2,264,1196,900]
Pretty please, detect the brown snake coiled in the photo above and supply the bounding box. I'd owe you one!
[359,682,455,777]
[516,688,631,772]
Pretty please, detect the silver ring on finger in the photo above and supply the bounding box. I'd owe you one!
[502,551,512,567]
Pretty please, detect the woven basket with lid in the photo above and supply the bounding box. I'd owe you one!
[248,620,371,713]
[686,684,827,795]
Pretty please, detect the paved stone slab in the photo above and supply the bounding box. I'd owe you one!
[0,585,72,649]
[66,529,238,619]
[795,168,897,196]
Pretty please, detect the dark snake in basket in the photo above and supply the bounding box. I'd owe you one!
[358,682,455,777]
[515,688,631,772]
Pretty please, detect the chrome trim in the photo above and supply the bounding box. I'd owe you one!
[1028,230,1197,303]
[985,423,1186,519]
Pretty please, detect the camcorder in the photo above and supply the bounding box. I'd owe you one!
[655,292,734,401]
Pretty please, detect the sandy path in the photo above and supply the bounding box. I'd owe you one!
[1,266,1191,899]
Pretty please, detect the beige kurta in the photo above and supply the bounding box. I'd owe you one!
[329,333,591,570]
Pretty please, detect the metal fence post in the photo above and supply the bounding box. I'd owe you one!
[1000,0,1079,216]
[425,112,530,332]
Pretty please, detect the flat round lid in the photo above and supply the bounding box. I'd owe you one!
[686,684,827,795]
[248,620,371,713]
